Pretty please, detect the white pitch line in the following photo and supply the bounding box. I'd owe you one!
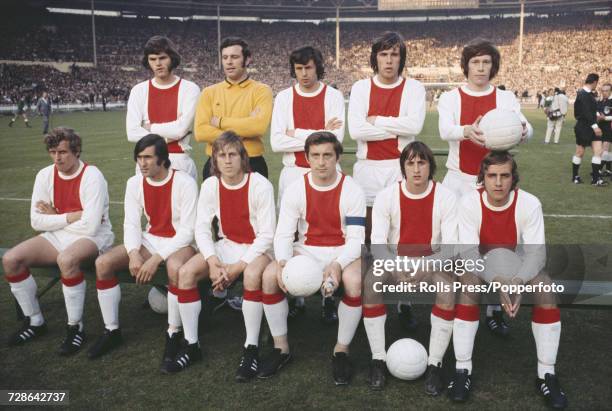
[1,196,611,219]
[543,214,612,219]
[0,197,123,205]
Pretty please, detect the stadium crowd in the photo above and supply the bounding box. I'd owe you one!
[0,12,610,105]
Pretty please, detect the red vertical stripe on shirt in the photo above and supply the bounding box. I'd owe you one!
[53,164,87,213]
[478,188,518,254]
[398,182,435,257]
[366,78,405,160]
[219,173,256,244]
[293,85,326,168]
[147,79,183,153]
[458,88,496,175]
[143,169,176,238]
[304,173,346,246]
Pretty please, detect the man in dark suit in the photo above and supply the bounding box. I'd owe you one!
[571,73,607,186]
[37,91,52,135]
[597,83,612,176]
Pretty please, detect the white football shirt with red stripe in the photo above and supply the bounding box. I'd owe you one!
[31,161,112,238]
[124,169,198,260]
[196,172,275,264]
[126,77,200,153]
[271,83,345,167]
[275,172,366,269]
[371,180,458,249]
[458,188,545,280]
[348,75,426,161]
[438,85,533,178]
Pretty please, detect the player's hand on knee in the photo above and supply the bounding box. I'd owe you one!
[594,127,603,137]
[207,256,225,287]
[128,251,144,277]
[224,261,246,284]
[136,254,162,285]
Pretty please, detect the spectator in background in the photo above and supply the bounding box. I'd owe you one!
[544,87,569,144]
[8,96,31,128]
[37,91,52,134]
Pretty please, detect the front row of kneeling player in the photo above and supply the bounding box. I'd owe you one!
[3,128,566,409]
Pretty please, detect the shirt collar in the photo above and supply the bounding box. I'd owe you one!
[224,76,251,88]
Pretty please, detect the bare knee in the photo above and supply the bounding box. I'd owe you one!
[342,272,361,298]
[166,271,179,287]
[178,265,201,289]
[243,265,262,291]
[166,259,182,286]
[262,262,280,294]
[166,258,184,278]
[56,252,80,275]
[2,251,23,275]
[95,254,115,280]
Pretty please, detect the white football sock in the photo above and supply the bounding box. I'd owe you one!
[243,290,263,347]
[97,283,121,330]
[429,307,454,366]
[263,293,288,337]
[9,273,43,326]
[62,275,86,329]
[337,296,362,347]
[167,287,181,335]
[363,306,387,361]
[453,305,479,374]
[179,300,200,344]
[532,308,561,379]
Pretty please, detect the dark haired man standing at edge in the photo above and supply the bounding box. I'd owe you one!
[572,73,607,186]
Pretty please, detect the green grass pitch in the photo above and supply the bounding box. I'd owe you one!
[0,108,610,409]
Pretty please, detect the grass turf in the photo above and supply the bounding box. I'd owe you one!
[0,108,611,410]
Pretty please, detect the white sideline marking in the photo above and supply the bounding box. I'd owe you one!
[0,197,123,205]
[543,214,612,219]
[1,197,611,219]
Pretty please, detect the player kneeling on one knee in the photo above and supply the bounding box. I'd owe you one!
[177,132,275,379]
[89,134,198,373]
[448,151,567,409]
[3,127,114,355]
[259,131,366,386]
